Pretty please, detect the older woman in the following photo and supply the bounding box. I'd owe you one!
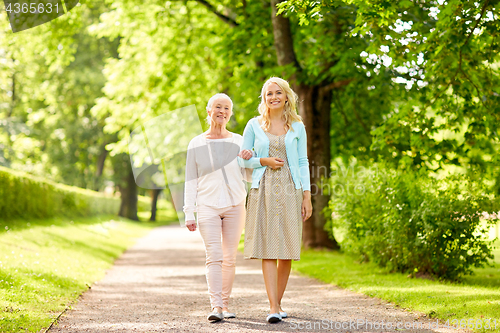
[183,93,252,322]
[238,77,312,323]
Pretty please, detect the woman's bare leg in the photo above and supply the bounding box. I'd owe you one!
[277,259,292,310]
[262,259,280,314]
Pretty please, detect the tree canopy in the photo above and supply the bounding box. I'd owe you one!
[0,0,498,248]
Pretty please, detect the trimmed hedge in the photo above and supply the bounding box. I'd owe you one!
[0,166,121,220]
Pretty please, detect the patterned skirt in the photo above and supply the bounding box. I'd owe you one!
[244,132,303,260]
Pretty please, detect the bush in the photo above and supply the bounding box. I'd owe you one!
[0,166,121,220]
[330,161,499,280]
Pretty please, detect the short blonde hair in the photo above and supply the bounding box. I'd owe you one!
[258,77,302,131]
[205,93,233,124]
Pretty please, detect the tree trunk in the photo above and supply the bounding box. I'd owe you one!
[118,165,138,221]
[271,0,338,249]
[93,144,108,191]
[150,189,161,221]
[297,84,339,249]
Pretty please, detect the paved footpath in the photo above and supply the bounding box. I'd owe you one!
[51,225,466,333]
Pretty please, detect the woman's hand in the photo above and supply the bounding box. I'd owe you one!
[301,191,312,222]
[185,220,197,232]
[260,157,284,170]
[238,149,253,160]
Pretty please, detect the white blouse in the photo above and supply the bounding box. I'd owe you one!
[183,133,249,221]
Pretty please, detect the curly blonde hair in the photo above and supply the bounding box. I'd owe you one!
[258,77,302,132]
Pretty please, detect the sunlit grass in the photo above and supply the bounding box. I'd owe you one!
[0,213,173,333]
[293,241,500,332]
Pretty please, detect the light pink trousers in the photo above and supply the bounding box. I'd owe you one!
[197,204,245,309]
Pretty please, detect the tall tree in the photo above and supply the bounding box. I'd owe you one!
[268,0,338,248]
[198,0,391,248]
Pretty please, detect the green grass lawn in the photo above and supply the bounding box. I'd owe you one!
[292,241,500,332]
[0,211,174,333]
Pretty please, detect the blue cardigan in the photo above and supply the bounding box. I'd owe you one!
[237,117,311,191]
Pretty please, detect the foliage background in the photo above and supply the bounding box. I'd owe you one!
[0,0,498,277]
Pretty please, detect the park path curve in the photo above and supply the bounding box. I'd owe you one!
[50,225,466,333]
